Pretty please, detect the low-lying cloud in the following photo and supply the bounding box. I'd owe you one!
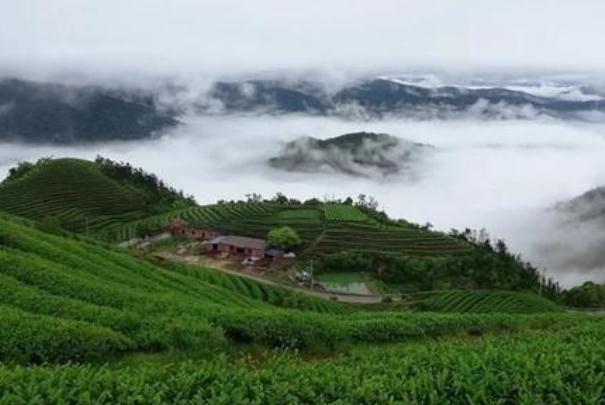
[2,115,605,286]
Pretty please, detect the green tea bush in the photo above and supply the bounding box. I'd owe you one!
[0,306,132,364]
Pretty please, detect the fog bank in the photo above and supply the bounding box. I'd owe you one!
[1,116,605,286]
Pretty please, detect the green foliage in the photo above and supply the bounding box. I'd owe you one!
[5,161,35,182]
[0,318,604,403]
[317,242,555,294]
[0,213,572,366]
[0,305,132,364]
[563,281,605,308]
[94,156,196,211]
[319,252,374,273]
[0,210,599,402]
[0,213,356,363]
[411,290,562,314]
[267,226,302,249]
[323,204,368,221]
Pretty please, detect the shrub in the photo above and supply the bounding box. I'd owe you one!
[267,226,302,249]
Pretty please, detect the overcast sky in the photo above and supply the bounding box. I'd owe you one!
[1,0,604,78]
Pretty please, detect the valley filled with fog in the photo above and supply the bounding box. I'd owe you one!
[2,115,605,286]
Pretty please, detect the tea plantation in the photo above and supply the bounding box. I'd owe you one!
[1,157,603,402]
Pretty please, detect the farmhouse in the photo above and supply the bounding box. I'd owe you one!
[169,218,218,241]
[203,235,268,259]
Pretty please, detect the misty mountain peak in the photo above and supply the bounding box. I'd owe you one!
[269,131,431,178]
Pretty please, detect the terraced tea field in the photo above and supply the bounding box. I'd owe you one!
[312,221,470,257]
[406,290,562,314]
[0,212,566,365]
[0,159,148,232]
[101,202,282,240]
[323,204,368,221]
[109,201,469,257]
[0,158,471,259]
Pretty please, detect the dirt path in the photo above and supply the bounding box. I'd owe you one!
[153,251,388,304]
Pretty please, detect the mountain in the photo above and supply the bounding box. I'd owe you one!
[2,76,602,145]
[208,80,330,113]
[0,78,178,143]
[269,131,431,177]
[202,77,605,119]
[557,186,605,223]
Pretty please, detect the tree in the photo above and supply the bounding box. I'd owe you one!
[267,226,302,249]
[245,193,263,203]
[272,192,289,205]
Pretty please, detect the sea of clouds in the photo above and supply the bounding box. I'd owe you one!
[1,115,605,286]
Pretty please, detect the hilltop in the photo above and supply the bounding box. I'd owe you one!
[269,132,430,177]
[0,157,194,233]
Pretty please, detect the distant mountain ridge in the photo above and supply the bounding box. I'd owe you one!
[202,78,605,119]
[2,75,604,144]
[0,78,178,143]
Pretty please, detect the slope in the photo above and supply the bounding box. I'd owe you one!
[0,213,567,365]
[0,157,193,233]
[407,290,562,314]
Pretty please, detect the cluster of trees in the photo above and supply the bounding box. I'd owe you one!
[237,193,387,209]
[267,226,302,250]
[4,157,52,183]
[240,192,322,206]
[94,156,196,212]
[318,229,561,300]
[563,282,605,308]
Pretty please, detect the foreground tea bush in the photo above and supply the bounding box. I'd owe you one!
[1,320,604,404]
[0,306,132,364]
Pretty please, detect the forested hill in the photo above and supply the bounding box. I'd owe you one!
[0,78,177,143]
